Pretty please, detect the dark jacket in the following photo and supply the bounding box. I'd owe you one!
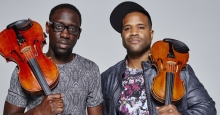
[101,58,216,115]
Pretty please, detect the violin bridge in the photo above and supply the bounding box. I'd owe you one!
[21,46,31,54]
[166,61,179,73]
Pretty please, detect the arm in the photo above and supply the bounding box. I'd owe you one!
[4,101,26,115]
[101,73,111,115]
[87,104,103,115]
[156,104,182,115]
[4,68,64,115]
[4,94,64,115]
[86,63,103,115]
[155,65,216,115]
[181,65,216,115]
[4,101,41,115]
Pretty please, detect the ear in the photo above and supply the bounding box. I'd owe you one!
[45,22,49,34]
[150,30,154,40]
[77,28,82,39]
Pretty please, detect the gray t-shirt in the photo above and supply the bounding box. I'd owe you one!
[6,54,103,115]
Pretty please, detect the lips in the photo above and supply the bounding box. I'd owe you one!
[129,38,140,44]
[57,40,69,49]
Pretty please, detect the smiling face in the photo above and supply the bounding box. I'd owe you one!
[121,12,154,56]
[46,8,81,57]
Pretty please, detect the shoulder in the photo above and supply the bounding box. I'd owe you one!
[75,54,99,68]
[180,64,198,82]
[74,54,101,74]
[101,59,125,78]
[181,64,195,75]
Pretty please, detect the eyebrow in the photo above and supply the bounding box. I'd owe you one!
[123,23,146,28]
[53,21,79,27]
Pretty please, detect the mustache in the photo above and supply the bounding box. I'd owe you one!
[128,36,141,41]
[57,40,70,45]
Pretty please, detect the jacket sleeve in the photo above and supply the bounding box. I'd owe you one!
[180,65,216,115]
[101,72,109,115]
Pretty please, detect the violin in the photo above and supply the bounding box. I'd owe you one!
[0,19,59,95]
[150,38,189,105]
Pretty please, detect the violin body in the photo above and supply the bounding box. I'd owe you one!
[150,38,189,104]
[0,19,59,94]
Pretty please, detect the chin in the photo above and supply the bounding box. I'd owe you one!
[55,49,71,56]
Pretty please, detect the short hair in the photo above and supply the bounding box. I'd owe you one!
[49,3,82,26]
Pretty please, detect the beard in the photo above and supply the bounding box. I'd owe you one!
[123,41,151,56]
[52,45,72,56]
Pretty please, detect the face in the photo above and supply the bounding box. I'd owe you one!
[46,8,81,56]
[121,12,154,56]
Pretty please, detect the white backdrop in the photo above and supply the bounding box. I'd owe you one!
[0,0,219,113]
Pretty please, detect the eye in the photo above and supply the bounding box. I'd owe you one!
[124,27,130,31]
[69,26,77,32]
[54,23,64,29]
[138,25,145,30]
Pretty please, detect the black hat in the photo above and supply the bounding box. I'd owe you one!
[110,1,152,33]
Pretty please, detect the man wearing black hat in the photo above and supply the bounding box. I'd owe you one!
[101,1,216,115]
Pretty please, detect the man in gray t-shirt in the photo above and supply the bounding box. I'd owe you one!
[6,54,103,115]
[3,3,103,115]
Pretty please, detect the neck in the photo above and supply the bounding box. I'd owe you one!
[126,50,150,69]
[45,52,75,64]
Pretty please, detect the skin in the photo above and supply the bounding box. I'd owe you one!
[4,8,103,115]
[121,12,154,69]
[121,12,182,115]
[156,105,182,115]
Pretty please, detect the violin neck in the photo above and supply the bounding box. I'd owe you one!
[165,72,174,105]
[28,58,52,95]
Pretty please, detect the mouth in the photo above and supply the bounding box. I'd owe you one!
[57,40,70,49]
[128,38,140,44]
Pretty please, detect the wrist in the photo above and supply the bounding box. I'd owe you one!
[32,106,42,115]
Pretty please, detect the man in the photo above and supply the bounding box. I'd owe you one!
[101,1,216,115]
[3,3,103,115]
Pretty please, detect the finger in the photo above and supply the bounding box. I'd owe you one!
[156,107,160,110]
[51,103,64,113]
[168,109,173,113]
[50,99,64,105]
[54,102,64,108]
[170,104,177,109]
[49,102,64,114]
[48,93,63,99]
[53,107,64,114]
[157,105,168,112]
[61,93,64,98]
[51,99,64,105]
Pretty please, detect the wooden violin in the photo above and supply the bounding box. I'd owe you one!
[0,19,59,95]
[150,38,189,105]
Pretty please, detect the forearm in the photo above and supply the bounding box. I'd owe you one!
[182,65,216,115]
[87,104,103,115]
[5,109,38,115]
[180,101,216,115]
[4,101,43,115]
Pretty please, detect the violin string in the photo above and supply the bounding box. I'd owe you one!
[22,42,35,61]
[29,46,35,59]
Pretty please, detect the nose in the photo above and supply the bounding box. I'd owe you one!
[130,27,138,37]
[60,28,70,39]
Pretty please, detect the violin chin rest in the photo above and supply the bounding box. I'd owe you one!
[163,38,189,53]
[7,19,33,31]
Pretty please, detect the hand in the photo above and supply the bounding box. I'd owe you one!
[35,93,64,115]
[156,104,182,115]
